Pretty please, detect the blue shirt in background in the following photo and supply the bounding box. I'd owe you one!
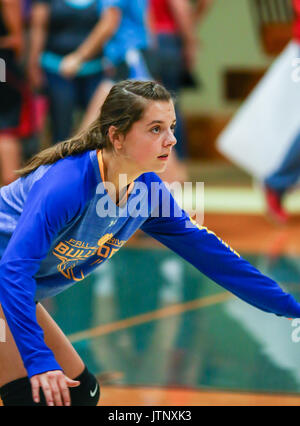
[35,0,104,75]
[102,0,150,65]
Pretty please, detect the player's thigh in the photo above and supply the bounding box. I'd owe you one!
[0,303,28,387]
[36,302,85,379]
[0,303,85,387]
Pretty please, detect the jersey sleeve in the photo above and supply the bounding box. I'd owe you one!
[140,181,300,319]
[0,167,86,378]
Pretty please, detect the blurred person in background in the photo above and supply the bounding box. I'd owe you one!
[27,0,121,145]
[61,0,213,185]
[263,0,300,224]
[60,0,154,133]
[148,0,213,184]
[0,0,25,185]
[218,0,300,225]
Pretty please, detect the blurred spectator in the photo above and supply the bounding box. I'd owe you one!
[149,0,213,183]
[218,0,300,225]
[60,1,214,185]
[65,0,155,133]
[0,0,25,185]
[60,0,152,81]
[27,0,120,144]
[22,0,33,22]
[264,0,300,224]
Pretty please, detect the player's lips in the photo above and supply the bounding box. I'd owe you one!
[157,153,170,160]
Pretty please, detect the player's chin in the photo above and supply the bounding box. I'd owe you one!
[144,157,169,174]
[152,164,168,174]
[153,157,169,172]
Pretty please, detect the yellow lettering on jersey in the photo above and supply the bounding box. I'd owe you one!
[70,268,85,282]
[53,236,127,281]
[97,244,110,258]
[55,242,69,255]
[97,233,114,247]
[188,215,240,258]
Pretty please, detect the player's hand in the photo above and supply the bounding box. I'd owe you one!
[30,370,80,406]
[59,52,82,78]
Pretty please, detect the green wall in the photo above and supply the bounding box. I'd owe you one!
[181,0,274,114]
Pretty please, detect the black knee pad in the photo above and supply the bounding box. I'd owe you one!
[70,366,100,406]
[0,367,100,406]
[0,376,45,406]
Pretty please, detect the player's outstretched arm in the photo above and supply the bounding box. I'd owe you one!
[141,183,300,318]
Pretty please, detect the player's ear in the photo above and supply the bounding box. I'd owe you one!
[107,126,124,151]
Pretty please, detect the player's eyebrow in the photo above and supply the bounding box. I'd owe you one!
[147,120,163,126]
[147,119,176,126]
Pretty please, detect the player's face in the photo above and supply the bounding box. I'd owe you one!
[120,100,177,174]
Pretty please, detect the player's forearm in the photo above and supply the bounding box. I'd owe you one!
[0,264,61,378]
[177,229,300,318]
[74,7,121,63]
[142,211,300,318]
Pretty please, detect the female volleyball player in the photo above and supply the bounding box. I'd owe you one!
[0,80,300,406]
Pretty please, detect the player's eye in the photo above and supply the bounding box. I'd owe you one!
[151,126,160,134]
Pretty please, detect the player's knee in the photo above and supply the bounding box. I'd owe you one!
[0,366,100,406]
[70,366,100,406]
[0,376,40,406]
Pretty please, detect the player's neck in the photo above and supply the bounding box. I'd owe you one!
[101,149,141,195]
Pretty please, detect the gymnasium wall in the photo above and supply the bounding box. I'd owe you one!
[181,0,281,159]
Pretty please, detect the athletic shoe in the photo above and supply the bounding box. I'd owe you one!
[264,186,288,224]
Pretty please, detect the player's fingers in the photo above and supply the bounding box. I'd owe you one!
[58,375,75,406]
[40,375,54,406]
[48,375,63,406]
[30,376,41,404]
[65,376,80,388]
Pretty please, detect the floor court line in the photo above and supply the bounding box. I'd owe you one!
[98,385,300,406]
[68,291,233,344]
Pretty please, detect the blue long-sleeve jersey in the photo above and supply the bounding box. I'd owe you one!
[0,149,299,378]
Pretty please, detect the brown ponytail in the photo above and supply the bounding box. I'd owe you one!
[17,119,105,177]
[17,80,173,177]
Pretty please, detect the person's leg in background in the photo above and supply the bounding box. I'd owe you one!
[264,130,300,223]
[154,34,189,184]
[44,71,77,144]
[75,71,106,132]
[78,79,113,132]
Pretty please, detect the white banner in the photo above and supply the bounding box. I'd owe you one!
[217,42,300,181]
